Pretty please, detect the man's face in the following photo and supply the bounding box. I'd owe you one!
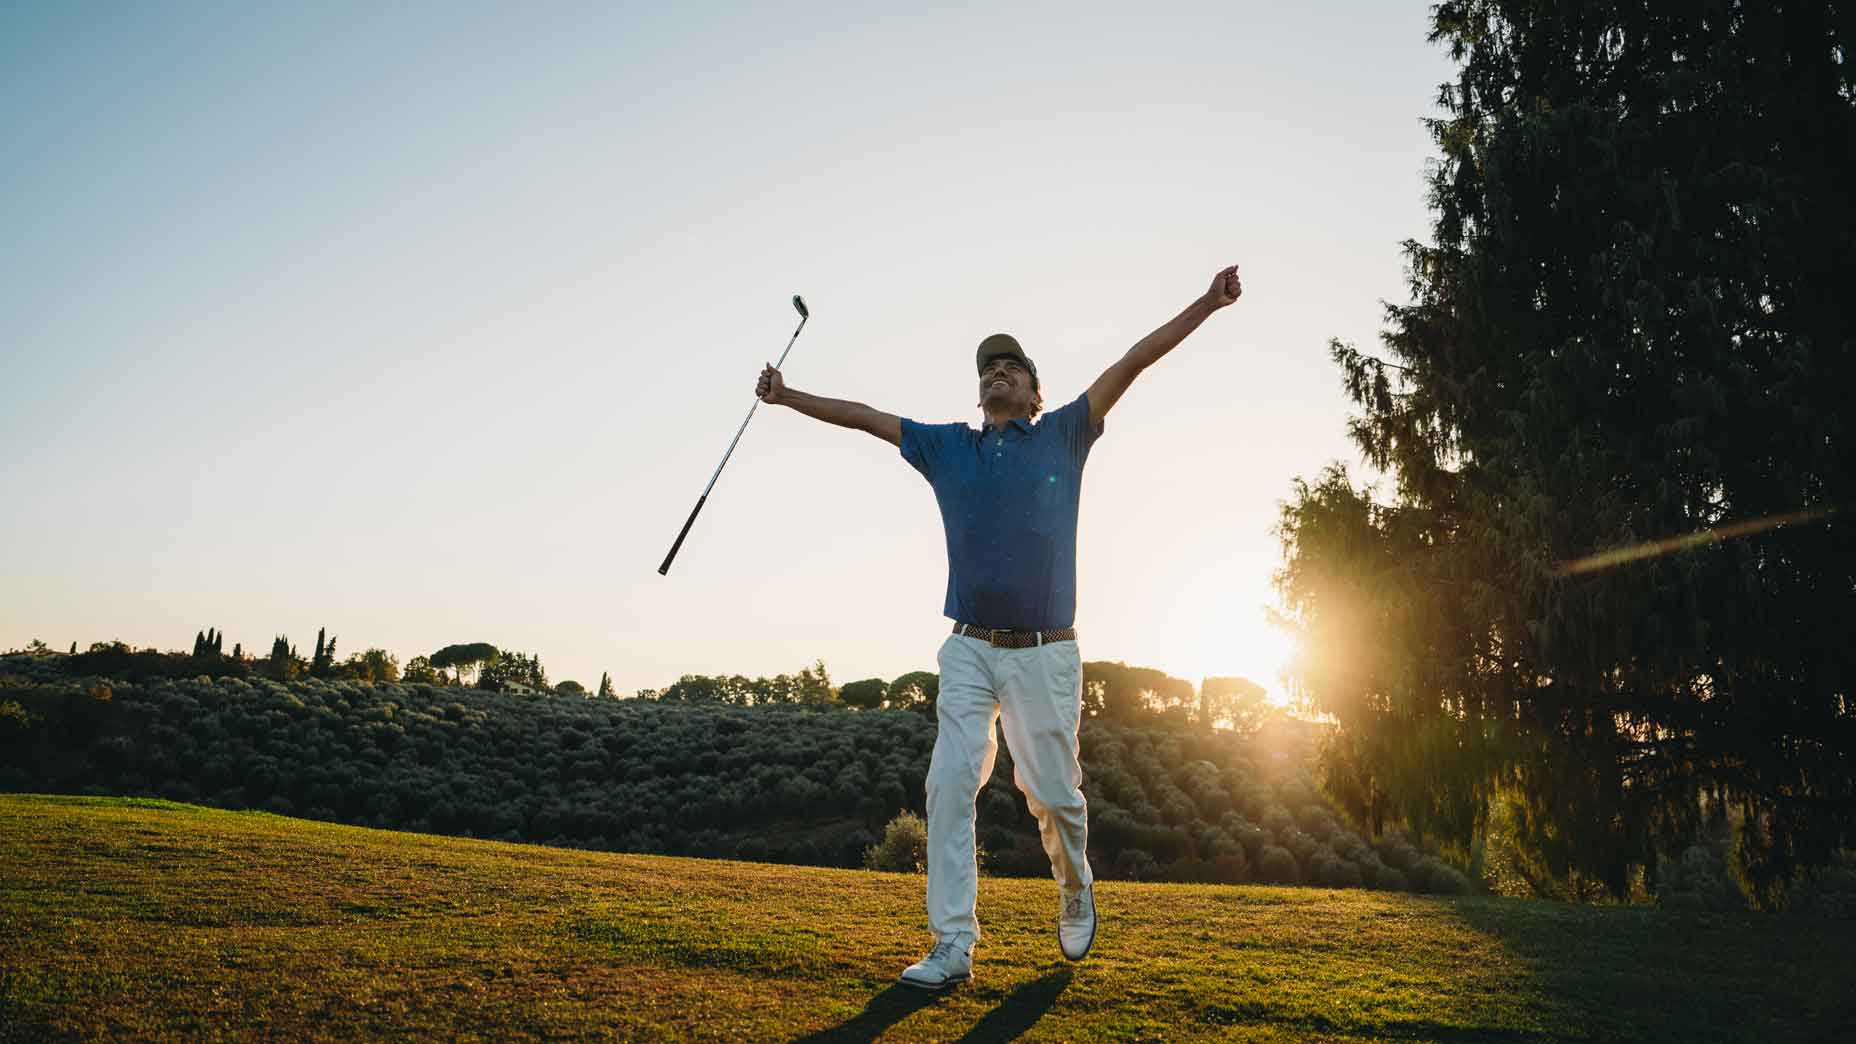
[979,354,1035,415]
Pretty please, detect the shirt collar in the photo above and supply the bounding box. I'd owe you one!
[983,415,1035,436]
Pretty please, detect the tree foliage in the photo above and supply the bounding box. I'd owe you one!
[1084,662,1195,722]
[430,643,499,687]
[839,678,888,711]
[1276,0,1856,906]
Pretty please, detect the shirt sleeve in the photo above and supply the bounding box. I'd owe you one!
[899,418,965,481]
[1047,391,1105,459]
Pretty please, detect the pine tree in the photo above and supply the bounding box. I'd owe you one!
[193,631,206,657]
[597,672,614,699]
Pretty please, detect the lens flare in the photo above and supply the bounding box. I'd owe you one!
[1556,509,1835,576]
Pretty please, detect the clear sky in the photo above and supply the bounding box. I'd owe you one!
[2,2,1453,698]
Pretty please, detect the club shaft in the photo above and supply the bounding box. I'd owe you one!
[657,314,808,575]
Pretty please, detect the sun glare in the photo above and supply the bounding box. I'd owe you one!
[1192,594,1298,706]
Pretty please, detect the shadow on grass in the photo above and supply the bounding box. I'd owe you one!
[793,967,1072,1044]
[952,967,1072,1043]
[1450,895,1854,1043]
[789,983,940,1044]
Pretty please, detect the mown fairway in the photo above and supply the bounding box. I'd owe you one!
[0,795,1847,1042]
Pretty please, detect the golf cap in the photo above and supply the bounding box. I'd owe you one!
[976,333,1038,387]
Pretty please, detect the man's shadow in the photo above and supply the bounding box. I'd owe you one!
[793,966,1073,1044]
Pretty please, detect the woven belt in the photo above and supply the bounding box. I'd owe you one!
[953,622,1076,649]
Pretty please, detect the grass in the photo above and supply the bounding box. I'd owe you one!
[0,794,1848,1042]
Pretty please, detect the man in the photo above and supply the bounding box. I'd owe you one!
[754,263,1244,988]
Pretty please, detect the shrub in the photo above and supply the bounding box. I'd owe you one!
[1115,848,1159,881]
[1330,829,1370,863]
[1376,835,1420,871]
[1278,828,1319,869]
[1236,780,1273,820]
[1410,856,1472,895]
[1256,844,1301,885]
[1657,842,1746,912]
[1295,805,1336,842]
[1786,851,1856,919]
[1211,852,1249,884]
[1224,817,1268,861]
[1310,847,1364,889]
[863,812,928,873]
[1260,804,1296,839]
[1372,865,1410,891]
[1165,856,1222,883]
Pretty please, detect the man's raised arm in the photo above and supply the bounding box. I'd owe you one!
[757,363,902,447]
[1086,264,1244,427]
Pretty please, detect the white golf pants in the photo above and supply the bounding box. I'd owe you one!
[926,632,1094,942]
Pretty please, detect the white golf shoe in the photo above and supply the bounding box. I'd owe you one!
[1058,884,1097,960]
[898,935,973,991]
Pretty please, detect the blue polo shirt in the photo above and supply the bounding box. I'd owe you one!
[899,391,1104,630]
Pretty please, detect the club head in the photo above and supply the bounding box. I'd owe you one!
[792,294,808,319]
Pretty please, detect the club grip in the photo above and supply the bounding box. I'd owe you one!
[658,494,708,575]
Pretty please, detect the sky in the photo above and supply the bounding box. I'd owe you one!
[2,1,1455,699]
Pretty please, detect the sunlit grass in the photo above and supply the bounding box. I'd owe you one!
[1,794,1848,1042]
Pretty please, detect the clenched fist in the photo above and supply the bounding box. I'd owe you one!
[1204,264,1243,309]
[756,363,786,405]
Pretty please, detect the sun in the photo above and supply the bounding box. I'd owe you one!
[1190,592,1298,706]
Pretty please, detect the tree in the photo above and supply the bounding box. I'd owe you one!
[597,672,615,699]
[430,643,499,688]
[661,675,727,703]
[262,635,302,681]
[796,660,837,705]
[840,678,888,710]
[480,651,547,693]
[1277,0,1856,906]
[1200,676,1272,733]
[344,649,400,684]
[403,656,439,684]
[310,628,338,678]
[1083,662,1193,721]
[555,680,586,697]
[193,628,223,659]
[888,671,939,714]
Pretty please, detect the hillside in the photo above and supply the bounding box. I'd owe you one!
[0,663,1472,893]
[1,795,1848,1042]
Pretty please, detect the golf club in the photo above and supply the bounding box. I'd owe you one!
[657,294,810,575]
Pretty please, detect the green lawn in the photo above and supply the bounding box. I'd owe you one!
[0,794,1847,1042]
